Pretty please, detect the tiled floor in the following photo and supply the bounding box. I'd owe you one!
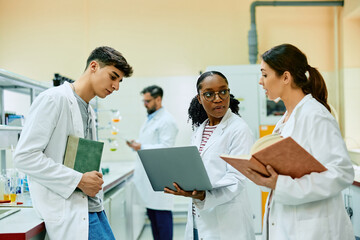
[138,223,263,240]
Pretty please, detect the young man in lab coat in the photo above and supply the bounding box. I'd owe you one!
[127,85,178,240]
[14,46,133,240]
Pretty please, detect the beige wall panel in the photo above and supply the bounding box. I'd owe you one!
[257,6,335,71]
[0,0,87,81]
[0,0,338,80]
[342,19,360,68]
[343,68,360,148]
[86,0,252,77]
[1,0,358,153]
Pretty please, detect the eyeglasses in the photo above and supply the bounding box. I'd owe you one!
[142,98,154,104]
[200,89,230,102]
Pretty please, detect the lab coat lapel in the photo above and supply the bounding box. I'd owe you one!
[276,94,312,137]
[193,122,205,150]
[199,109,231,156]
[63,82,84,138]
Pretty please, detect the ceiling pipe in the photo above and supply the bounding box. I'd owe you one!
[248,1,344,64]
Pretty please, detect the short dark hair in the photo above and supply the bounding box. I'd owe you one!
[86,46,133,77]
[141,85,163,98]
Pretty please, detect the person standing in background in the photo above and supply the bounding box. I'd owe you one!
[164,71,255,240]
[127,85,178,240]
[248,43,354,240]
[14,46,133,240]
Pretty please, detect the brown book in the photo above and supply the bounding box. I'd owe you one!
[220,134,327,179]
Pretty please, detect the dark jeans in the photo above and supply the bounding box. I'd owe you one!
[193,228,199,240]
[147,208,173,240]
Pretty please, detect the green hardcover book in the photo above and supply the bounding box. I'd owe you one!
[63,135,104,173]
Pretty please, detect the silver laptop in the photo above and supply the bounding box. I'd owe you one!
[137,146,213,191]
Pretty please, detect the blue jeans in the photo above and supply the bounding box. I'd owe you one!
[88,211,115,240]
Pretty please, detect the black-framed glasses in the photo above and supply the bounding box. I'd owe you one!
[201,89,230,102]
[142,98,154,104]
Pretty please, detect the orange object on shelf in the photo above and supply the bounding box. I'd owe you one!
[259,125,276,138]
[261,191,269,225]
[258,125,274,225]
[112,119,120,123]
[3,194,10,201]
[10,193,16,202]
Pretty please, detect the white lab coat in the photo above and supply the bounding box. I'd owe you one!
[133,107,178,210]
[14,82,98,240]
[262,94,355,240]
[184,109,256,240]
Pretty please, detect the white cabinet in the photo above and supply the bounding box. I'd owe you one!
[109,187,127,239]
[343,184,360,238]
[126,181,146,239]
[104,178,146,240]
[351,185,360,238]
[103,197,111,222]
[105,185,127,239]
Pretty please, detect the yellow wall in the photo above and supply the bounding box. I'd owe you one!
[341,0,360,148]
[0,0,337,79]
[0,0,359,147]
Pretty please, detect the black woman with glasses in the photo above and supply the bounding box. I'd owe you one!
[165,71,256,240]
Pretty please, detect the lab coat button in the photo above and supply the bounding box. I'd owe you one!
[83,218,86,220]
[197,215,200,217]
[272,222,275,226]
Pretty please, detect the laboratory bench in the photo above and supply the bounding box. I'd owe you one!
[1,163,359,239]
[0,161,135,240]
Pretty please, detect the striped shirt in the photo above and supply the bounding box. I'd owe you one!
[193,121,218,229]
[199,122,217,153]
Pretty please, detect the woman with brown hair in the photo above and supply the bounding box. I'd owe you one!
[248,43,354,240]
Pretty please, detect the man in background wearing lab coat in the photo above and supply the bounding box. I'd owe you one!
[127,85,178,240]
[14,46,133,240]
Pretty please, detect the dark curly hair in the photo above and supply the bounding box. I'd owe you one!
[188,71,240,128]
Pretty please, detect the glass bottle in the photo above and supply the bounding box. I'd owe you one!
[111,110,121,123]
[109,139,119,152]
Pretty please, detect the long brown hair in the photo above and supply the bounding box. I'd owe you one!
[261,44,330,112]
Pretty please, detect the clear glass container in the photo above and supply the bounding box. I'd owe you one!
[111,110,122,123]
[111,125,119,135]
[109,139,119,152]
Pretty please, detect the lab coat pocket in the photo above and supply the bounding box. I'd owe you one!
[297,217,330,240]
[41,191,65,223]
[31,183,65,223]
[217,198,255,240]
